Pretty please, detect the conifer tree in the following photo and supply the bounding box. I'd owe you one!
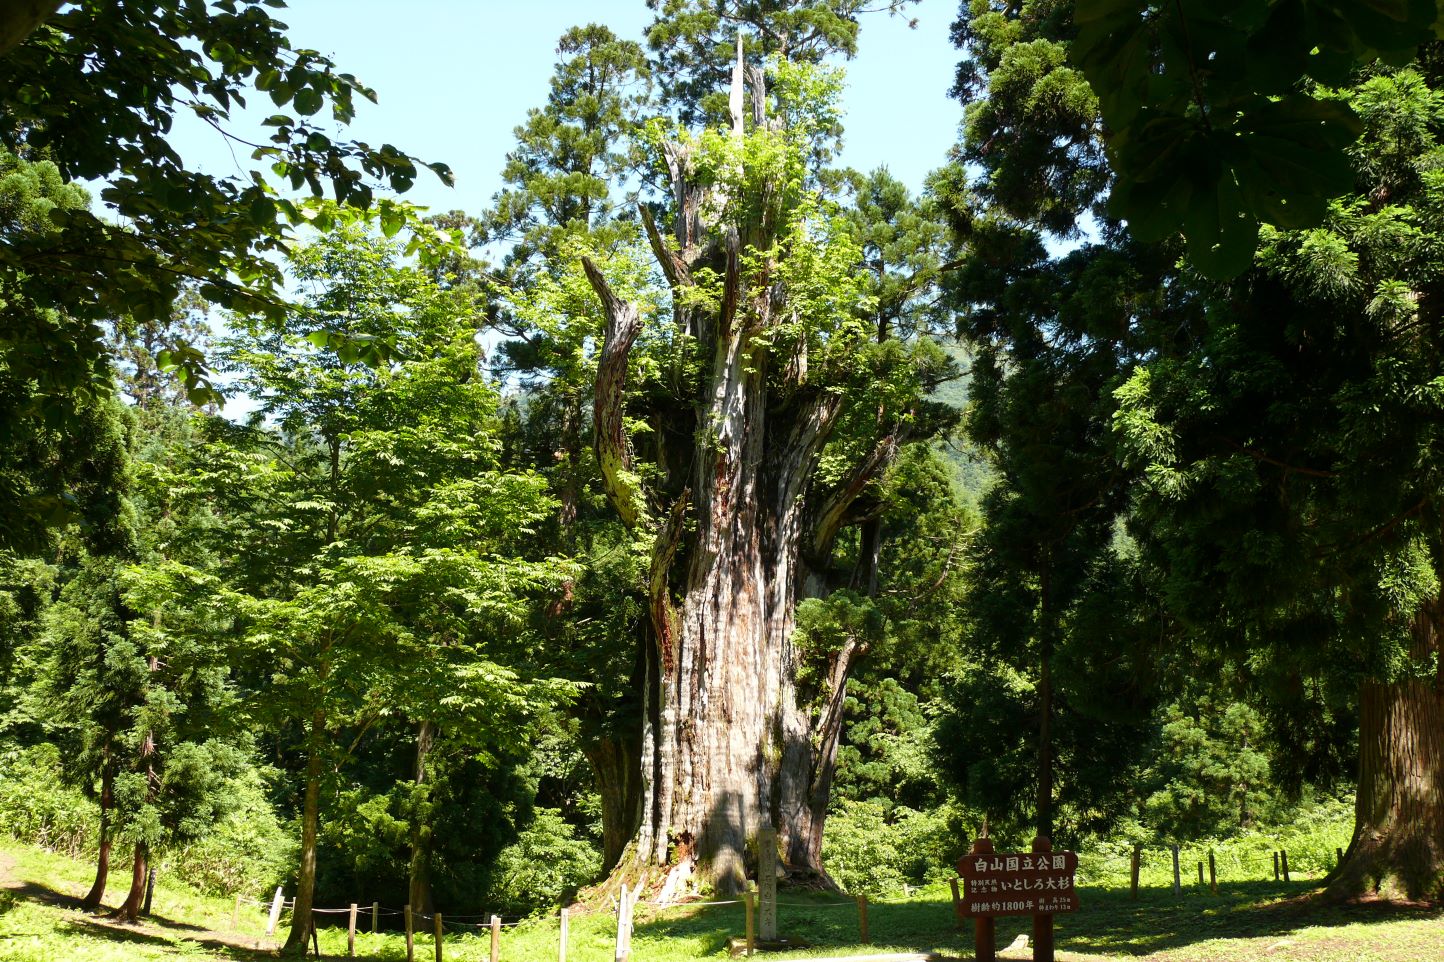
[561,41,956,890]
[31,556,138,912]
[944,0,1444,896]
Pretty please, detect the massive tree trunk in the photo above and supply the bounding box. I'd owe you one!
[82,749,113,911]
[1331,598,1444,901]
[581,46,883,896]
[282,713,325,956]
[585,733,643,875]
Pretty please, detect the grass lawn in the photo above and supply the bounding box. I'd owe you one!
[0,840,1439,961]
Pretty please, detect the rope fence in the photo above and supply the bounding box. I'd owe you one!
[224,838,1344,961]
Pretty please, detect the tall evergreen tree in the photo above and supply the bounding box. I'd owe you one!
[478,26,655,876]
[945,0,1444,896]
[30,556,138,912]
[1113,61,1444,898]
[566,42,956,890]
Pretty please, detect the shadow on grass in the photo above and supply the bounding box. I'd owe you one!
[62,915,282,959]
[632,889,968,957]
[1058,881,1443,956]
[0,871,214,935]
[6,876,1441,961]
[1,872,281,960]
[0,874,86,913]
[628,882,1442,959]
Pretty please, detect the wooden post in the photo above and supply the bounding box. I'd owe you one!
[968,836,997,962]
[949,877,963,926]
[1335,847,1344,869]
[1208,850,1217,894]
[490,914,501,962]
[757,827,778,941]
[1031,836,1055,962]
[348,903,358,957]
[743,889,755,957]
[1129,844,1141,899]
[1171,844,1181,896]
[231,895,241,931]
[614,885,633,962]
[977,916,997,962]
[559,906,570,962]
[266,887,284,937]
[405,905,415,962]
[856,895,869,944]
[1272,851,1279,881]
[143,866,156,916]
[614,884,625,962]
[372,901,379,934]
[434,912,444,962]
[1281,849,1291,882]
[1197,860,1204,885]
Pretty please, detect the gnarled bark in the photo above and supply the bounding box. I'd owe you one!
[782,628,863,875]
[581,46,896,896]
[1331,598,1444,901]
[585,734,644,874]
[584,257,646,528]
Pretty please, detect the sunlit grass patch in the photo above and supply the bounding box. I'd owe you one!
[1,841,1440,961]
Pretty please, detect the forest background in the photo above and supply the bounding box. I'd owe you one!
[1,0,1441,958]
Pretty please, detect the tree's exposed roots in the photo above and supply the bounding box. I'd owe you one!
[1327,831,1444,904]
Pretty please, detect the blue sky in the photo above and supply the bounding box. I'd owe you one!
[170,1,965,417]
[172,0,964,213]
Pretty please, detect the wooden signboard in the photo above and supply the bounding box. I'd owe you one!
[954,837,1077,962]
[957,846,1079,916]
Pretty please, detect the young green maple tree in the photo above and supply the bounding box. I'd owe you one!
[155,221,575,953]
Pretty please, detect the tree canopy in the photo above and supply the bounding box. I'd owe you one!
[3,2,1443,948]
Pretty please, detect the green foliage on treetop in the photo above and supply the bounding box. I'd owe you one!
[185,226,576,745]
[645,0,922,126]
[1109,63,1444,704]
[954,0,1444,279]
[485,24,651,274]
[0,0,457,433]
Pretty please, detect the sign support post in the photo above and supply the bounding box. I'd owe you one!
[957,834,1078,962]
[964,836,997,962]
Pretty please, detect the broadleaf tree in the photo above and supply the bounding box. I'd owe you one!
[147,221,575,953]
[0,0,454,499]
